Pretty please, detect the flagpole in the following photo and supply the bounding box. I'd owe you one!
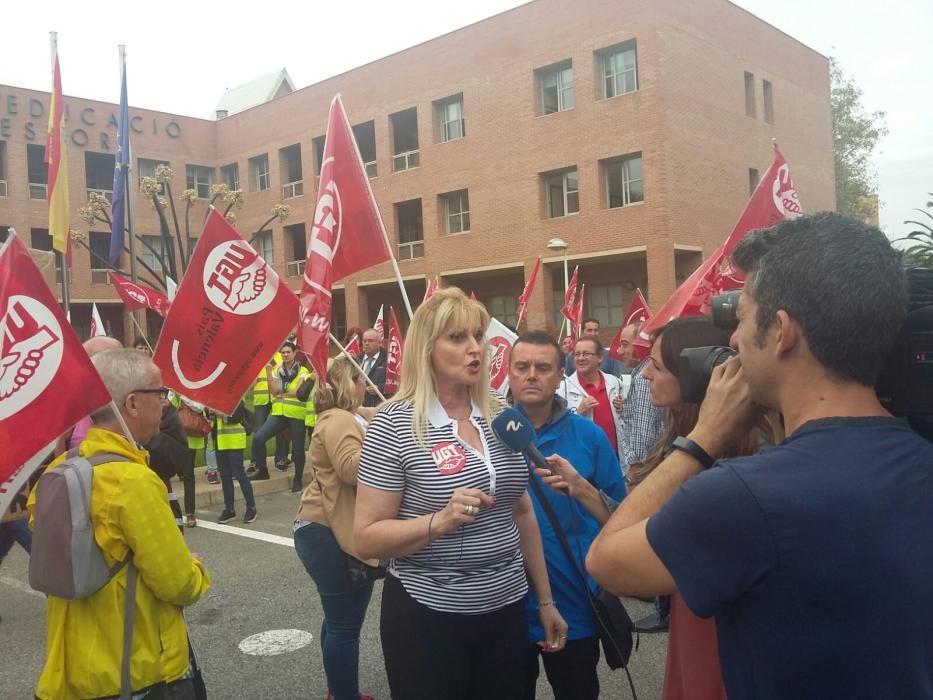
[335,94,414,320]
[108,400,137,446]
[119,44,144,342]
[327,332,386,402]
[49,31,70,317]
[129,315,153,352]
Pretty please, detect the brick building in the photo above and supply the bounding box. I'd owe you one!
[0,0,834,345]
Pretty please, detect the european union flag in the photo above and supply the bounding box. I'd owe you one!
[109,65,130,265]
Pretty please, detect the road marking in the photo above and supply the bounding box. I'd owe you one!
[238,629,314,656]
[194,519,295,547]
[0,575,44,598]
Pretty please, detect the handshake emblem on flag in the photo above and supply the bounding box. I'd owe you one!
[0,296,63,419]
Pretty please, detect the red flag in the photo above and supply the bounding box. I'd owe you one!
[153,209,299,414]
[384,307,403,395]
[560,266,579,322]
[423,276,439,303]
[0,234,111,496]
[515,257,541,326]
[344,334,361,356]
[573,284,586,334]
[638,144,802,349]
[298,95,394,383]
[608,288,652,361]
[109,271,171,317]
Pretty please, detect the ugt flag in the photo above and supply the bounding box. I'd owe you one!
[608,288,651,361]
[0,233,111,515]
[109,271,171,317]
[373,304,385,341]
[384,306,404,395]
[638,144,802,345]
[344,333,361,356]
[560,266,579,323]
[515,257,541,326]
[298,95,393,383]
[153,208,299,415]
[485,317,518,396]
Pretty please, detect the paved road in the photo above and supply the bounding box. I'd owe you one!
[0,490,668,699]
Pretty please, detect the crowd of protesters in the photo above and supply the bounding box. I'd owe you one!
[7,213,933,699]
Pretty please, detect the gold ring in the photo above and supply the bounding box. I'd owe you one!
[464,505,476,516]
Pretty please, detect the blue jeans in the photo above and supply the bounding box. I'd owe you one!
[216,449,255,512]
[253,403,288,465]
[294,522,373,700]
[252,415,305,475]
[0,519,32,560]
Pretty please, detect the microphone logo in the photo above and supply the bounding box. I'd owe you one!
[506,420,521,432]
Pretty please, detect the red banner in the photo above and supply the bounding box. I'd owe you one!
[638,144,802,348]
[561,266,579,322]
[298,95,394,383]
[344,334,361,356]
[153,209,299,414]
[515,257,541,326]
[109,271,171,316]
[568,283,585,347]
[608,288,651,361]
[0,234,111,493]
[384,306,403,395]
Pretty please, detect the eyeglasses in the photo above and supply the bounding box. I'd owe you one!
[573,351,597,359]
[132,387,170,400]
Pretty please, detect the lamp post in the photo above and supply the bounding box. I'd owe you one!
[547,237,569,338]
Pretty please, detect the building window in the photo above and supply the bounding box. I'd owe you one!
[744,71,756,118]
[748,168,760,195]
[138,158,168,192]
[588,284,624,328]
[279,145,303,199]
[140,234,167,276]
[436,95,465,143]
[284,222,306,277]
[538,61,574,114]
[390,107,420,172]
[89,231,112,283]
[598,41,638,99]
[441,190,470,234]
[186,165,213,199]
[27,144,48,199]
[85,152,115,201]
[544,168,579,218]
[220,163,240,191]
[0,142,7,197]
[312,135,326,176]
[249,154,270,192]
[603,154,644,208]
[0,227,9,243]
[255,230,273,264]
[31,228,62,282]
[763,79,774,124]
[352,121,377,178]
[486,295,518,327]
[395,199,423,260]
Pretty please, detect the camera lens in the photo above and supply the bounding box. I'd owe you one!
[712,290,741,331]
[704,346,737,374]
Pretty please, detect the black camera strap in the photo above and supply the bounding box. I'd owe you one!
[525,466,638,698]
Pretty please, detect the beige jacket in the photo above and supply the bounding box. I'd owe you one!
[296,406,378,564]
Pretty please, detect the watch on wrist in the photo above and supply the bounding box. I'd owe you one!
[665,436,715,470]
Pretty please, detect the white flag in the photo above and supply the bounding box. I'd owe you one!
[485,317,518,397]
[90,302,106,337]
[373,304,385,341]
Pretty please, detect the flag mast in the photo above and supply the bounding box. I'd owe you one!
[49,31,70,317]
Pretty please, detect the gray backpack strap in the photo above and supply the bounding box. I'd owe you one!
[120,556,137,700]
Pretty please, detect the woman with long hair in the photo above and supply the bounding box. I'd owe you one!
[293,356,378,700]
[353,287,567,700]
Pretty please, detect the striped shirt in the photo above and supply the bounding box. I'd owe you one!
[620,357,665,468]
[358,396,529,614]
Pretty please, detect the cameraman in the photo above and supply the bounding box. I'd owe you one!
[586,212,933,698]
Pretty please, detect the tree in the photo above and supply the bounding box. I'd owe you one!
[830,57,888,222]
[897,193,933,266]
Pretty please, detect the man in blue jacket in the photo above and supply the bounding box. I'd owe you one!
[509,330,627,700]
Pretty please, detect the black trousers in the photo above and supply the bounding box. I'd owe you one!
[523,636,601,700]
[380,574,527,700]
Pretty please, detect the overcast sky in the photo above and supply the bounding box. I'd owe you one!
[3,0,931,239]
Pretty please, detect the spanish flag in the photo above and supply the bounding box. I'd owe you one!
[45,52,70,261]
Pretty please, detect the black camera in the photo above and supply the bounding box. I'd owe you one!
[677,346,737,404]
[674,291,740,404]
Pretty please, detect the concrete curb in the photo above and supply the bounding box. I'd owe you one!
[190,463,300,507]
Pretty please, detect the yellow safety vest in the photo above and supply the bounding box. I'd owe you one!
[253,352,282,407]
[271,365,311,420]
[214,415,246,451]
[305,396,318,428]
